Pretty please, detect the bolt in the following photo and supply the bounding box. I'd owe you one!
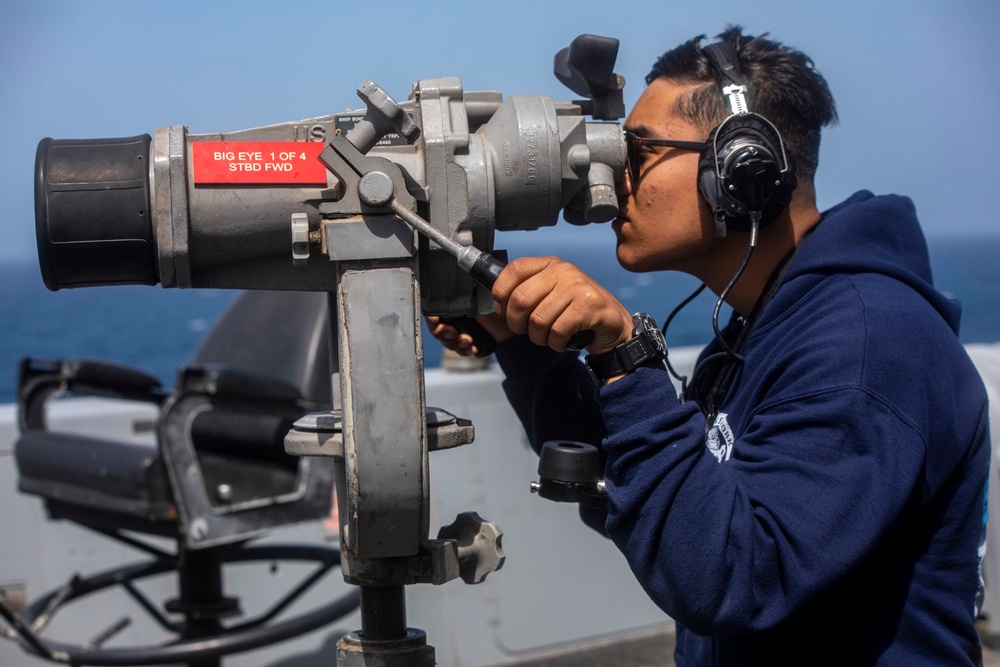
[216,483,233,502]
[358,171,395,207]
[529,481,541,494]
[190,518,209,541]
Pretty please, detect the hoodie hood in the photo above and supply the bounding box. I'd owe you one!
[779,190,961,334]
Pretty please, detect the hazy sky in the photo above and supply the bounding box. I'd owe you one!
[1,0,998,263]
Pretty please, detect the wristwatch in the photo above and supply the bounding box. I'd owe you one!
[585,313,668,384]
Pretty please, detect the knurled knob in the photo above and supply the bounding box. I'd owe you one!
[437,511,505,585]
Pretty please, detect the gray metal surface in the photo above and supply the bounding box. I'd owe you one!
[336,266,427,559]
[323,216,414,262]
[121,72,625,313]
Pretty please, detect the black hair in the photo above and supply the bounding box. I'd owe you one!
[647,26,838,182]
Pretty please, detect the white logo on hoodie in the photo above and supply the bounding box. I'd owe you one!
[706,412,734,463]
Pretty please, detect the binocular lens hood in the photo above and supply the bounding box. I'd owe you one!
[35,135,157,291]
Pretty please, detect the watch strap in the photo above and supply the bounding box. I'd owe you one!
[585,313,668,384]
[586,337,652,382]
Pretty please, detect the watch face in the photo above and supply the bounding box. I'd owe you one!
[634,313,667,356]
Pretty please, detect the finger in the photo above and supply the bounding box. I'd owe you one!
[501,258,576,334]
[491,256,559,314]
[428,319,458,342]
[508,260,595,342]
[523,286,579,349]
[427,321,462,352]
[440,344,477,358]
[504,268,561,337]
[517,269,632,353]
[437,328,459,343]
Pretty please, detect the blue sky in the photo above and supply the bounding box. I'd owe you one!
[1,0,998,263]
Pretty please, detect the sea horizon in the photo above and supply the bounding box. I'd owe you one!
[2,232,998,404]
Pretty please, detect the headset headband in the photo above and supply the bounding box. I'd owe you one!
[702,42,750,115]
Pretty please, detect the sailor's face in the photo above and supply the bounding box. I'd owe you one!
[614,78,717,274]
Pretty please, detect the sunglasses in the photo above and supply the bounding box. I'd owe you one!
[625,131,707,183]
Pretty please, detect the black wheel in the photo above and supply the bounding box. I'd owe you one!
[16,544,359,666]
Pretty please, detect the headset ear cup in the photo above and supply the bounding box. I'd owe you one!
[697,126,731,238]
[696,114,797,234]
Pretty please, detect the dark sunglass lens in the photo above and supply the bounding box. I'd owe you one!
[626,134,639,182]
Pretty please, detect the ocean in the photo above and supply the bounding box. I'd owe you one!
[2,233,998,404]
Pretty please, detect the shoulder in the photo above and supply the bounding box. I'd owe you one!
[752,271,972,393]
[744,270,986,474]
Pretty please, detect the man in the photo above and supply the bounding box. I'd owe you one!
[430,27,989,665]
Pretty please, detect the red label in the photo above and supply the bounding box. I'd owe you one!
[192,142,327,185]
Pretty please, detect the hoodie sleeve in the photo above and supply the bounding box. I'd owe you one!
[494,335,607,456]
[494,336,611,533]
[599,365,927,635]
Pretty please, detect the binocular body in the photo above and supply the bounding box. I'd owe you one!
[36,76,625,317]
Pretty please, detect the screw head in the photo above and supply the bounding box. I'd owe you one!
[358,171,395,207]
[190,518,209,540]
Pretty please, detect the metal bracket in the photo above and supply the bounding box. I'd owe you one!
[284,407,474,457]
[317,134,415,218]
[157,374,336,550]
[722,84,749,115]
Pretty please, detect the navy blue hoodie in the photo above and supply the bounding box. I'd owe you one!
[495,192,990,665]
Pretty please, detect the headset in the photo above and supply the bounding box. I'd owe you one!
[665,40,800,415]
[696,41,797,237]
